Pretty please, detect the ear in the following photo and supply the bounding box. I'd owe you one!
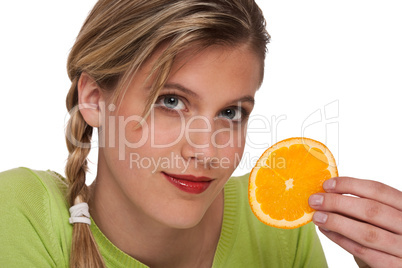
[77,72,106,128]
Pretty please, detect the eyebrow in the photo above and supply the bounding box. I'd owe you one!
[164,83,199,98]
[229,95,255,106]
[163,82,255,106]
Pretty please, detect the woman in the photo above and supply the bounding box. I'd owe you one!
[0,0,401,267]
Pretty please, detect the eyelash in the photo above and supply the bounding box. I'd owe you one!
[221,106,251,123]
[154,93,251,123]
[155,93,188,114]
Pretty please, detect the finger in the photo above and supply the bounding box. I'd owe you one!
[323,177,402,211]
[353,256,370,268]
[319,227,402,268]
[312,211,402,258]
[309,193,402,234]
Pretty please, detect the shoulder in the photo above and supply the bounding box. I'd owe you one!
[0,167,68,194]
[0,166,70,223]
[0,167,69,209]
[0,167,71,266]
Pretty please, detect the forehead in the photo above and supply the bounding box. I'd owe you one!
[113,44,262,112]
[167,45,262,97]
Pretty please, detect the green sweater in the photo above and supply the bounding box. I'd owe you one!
[0,167,327,267]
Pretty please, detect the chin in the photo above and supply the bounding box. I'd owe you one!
[155,202,210,230]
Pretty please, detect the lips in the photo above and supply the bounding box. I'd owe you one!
[162,172,213,194]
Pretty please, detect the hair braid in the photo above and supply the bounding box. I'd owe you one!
[65,78,106,267]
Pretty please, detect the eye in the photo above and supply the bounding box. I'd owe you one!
[218,107,245,121]
[157,95,186,111]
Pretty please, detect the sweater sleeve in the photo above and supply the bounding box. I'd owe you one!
[0,167,70,267]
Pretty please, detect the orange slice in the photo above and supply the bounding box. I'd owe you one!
[248,137,338,229]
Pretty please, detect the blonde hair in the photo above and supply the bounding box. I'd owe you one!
[65,0,270,267]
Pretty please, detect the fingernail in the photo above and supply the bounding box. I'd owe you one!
[323,178,336,190]
[313,211,328,224]
[309,194,324,206]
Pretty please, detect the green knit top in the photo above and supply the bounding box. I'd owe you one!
[0,167,327,267]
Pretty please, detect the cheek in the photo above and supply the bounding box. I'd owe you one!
[100,98,147,145]
[215,127,247,171]
[213,146,244,174]
[213,122,247,149]
[104,110,179,150]
[103,111,185,163]
[100,113,151,164]
[122,119,149,145]
[150,111,185,147]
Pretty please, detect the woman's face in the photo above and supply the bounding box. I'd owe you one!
[98,45,262,228]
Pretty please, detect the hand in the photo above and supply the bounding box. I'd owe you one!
[308,177,402,268]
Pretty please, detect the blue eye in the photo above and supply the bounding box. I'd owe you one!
[157,95,186,111]
[219,107,243,121]
[164,96,178,108]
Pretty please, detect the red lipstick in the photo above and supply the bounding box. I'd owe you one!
[162,172,212,194]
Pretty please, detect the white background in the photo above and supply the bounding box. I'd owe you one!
[1,1,401,267]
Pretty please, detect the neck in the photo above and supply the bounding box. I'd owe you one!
[88,174,223,268]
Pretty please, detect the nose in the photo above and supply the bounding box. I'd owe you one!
[180,115,218,167]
